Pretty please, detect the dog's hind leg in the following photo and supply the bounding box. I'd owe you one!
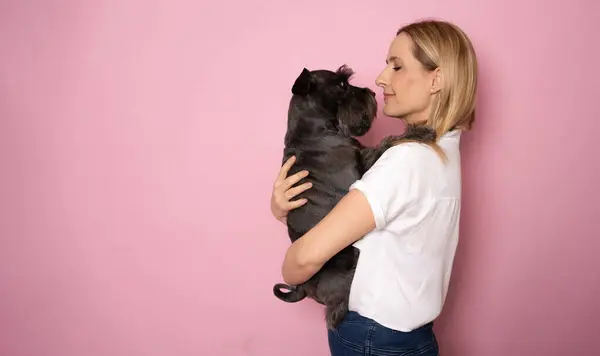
[325,296,349,330]
[314,268,355,329]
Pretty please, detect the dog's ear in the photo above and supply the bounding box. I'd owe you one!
[292,68,312,95]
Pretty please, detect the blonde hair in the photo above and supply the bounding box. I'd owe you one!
[394,19,478,160]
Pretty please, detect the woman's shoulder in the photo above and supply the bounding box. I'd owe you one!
[379,141,442,167]
[382,128,462,161]
[358,141,440,189]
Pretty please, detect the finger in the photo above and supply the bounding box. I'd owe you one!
[287,198,308,210]
[282,170,309,190]
[276,156,296,183]
[285,182,313,200]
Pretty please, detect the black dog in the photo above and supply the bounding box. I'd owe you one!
[272,65,435,329]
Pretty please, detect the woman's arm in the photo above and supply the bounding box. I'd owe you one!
[273,146,418,286]
[281,189,375,285]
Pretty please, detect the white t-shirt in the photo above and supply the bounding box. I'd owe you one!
[348,129,462,332]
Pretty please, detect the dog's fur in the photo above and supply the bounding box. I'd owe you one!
[272,65,436,329]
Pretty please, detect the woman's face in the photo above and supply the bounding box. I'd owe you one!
[375,32,440,123]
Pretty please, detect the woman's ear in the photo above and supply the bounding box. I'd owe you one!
[430,67,443,94]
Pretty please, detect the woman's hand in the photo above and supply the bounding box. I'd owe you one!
[270,156,312,224]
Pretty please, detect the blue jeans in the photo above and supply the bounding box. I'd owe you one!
[327,311,439,356]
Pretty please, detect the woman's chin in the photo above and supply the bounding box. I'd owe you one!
[382,105,403,119]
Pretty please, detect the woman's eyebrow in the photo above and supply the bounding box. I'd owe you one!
[385,56,399,64]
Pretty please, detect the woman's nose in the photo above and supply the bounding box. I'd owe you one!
[375,71,387,88]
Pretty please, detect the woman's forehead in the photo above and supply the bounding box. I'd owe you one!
[387,33,412,61]
[389,33,412,55]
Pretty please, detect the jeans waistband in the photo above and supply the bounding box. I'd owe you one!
[343,311,434,333]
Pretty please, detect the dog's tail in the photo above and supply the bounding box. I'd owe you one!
[273,283,306,303]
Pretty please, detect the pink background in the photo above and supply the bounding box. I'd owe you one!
[1,1,599,355]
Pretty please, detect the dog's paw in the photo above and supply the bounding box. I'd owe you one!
[380,135,403,149]
[403,125,436,142]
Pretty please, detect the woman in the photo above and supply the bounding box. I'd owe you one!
[270,19,478,355]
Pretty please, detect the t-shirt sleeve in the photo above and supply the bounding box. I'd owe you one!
[349,144,421,230]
